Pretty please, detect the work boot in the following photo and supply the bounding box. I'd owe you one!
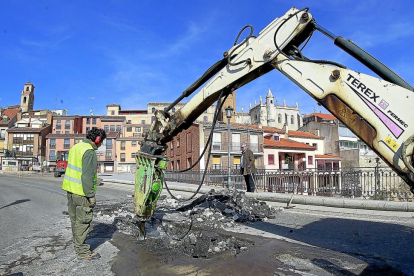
[78,252,101,260]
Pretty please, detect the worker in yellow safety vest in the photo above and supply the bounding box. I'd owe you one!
[62,127,106,260]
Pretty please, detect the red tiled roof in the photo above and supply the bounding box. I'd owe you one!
[287,130,324,139]
[0,109,20,126]
[46,133,86,138]
[304,112,336,120]
[7,125,51,133]
[264,137,315,150]
[315,154,341,159]
[232,123,283,133]
[46,131,120,139]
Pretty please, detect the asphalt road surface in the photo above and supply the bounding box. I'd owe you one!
[1,173,414,276]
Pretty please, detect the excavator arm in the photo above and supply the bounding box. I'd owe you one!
[134,7,414,228]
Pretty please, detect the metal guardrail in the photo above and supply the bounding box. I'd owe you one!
[165,167,414,201]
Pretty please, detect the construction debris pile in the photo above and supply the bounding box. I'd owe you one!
[93,189,278,259]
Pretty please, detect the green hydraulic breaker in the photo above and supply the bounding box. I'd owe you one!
[134,151,168,239]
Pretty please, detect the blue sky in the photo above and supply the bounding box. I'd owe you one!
[1,0,414,117]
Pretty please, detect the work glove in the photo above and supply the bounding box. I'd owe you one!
[88,196,96,208]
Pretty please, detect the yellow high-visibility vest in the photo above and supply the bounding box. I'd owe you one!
[62,142,97,196]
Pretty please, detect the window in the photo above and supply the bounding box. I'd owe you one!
[49,150,55,161]
[105,150,112,159]
[127,127,132,132]
[104,125,109,132]
[234,156,240,169]
[86,118,90,124]
[308,156,313,165]
[0,129,5,138]
[151,116,155,123]
[56,131,60,134]
[121,141,125,150]
[187,133,192,152]
[26,87,29,91]
[135,127,141,132]
[152,107,155,113]
[131,152,136,158]
[86,127,90,132]
[141,120,146,124]
[212,156,221,170]
[187,157,192,168]
[250,135,259,152]
[116,125,121,132]
[50,139,56,148]
[232,133,240,151]
[278,114,282,123]
[291,115,294,125]
[92,118,97,124]
[56,120,61,129]
[273,136,279,141]
[171,161,174,170]
[131,141,137,147]
[268,154,275,165]
[65,131,69,134]
[212,132,221,150]
[120,153,125,162]
[176,137,180,148]
[127,120,131,124]
[64,139,70,149]
[312,143,318,150]
[176,160,180,170]
[203,116,208,122]
[111,110,115,115]
[23,97,27,103]
[106,139,112,149]
[110,125,115,131]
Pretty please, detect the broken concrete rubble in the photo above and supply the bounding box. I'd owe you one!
[93,189,278,259]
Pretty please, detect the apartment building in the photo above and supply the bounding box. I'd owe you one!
[167,122,265,171]
[0,106,20,164]
[46,115,125,172]
[115,136,142,173]
[6,111,53,170]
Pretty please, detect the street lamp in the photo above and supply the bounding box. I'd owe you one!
[225,106,234,189]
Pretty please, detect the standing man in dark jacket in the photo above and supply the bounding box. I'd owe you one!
[62,128,106,260]
[240,143,256,192]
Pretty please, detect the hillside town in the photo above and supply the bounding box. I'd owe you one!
[0,82,381,175]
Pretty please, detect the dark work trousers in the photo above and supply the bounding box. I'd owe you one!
[67,192,94,257]
[241,168,255,192]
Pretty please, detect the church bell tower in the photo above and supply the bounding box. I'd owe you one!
[21,82,35,112]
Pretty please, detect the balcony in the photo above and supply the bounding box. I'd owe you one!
[50,144,56,149]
